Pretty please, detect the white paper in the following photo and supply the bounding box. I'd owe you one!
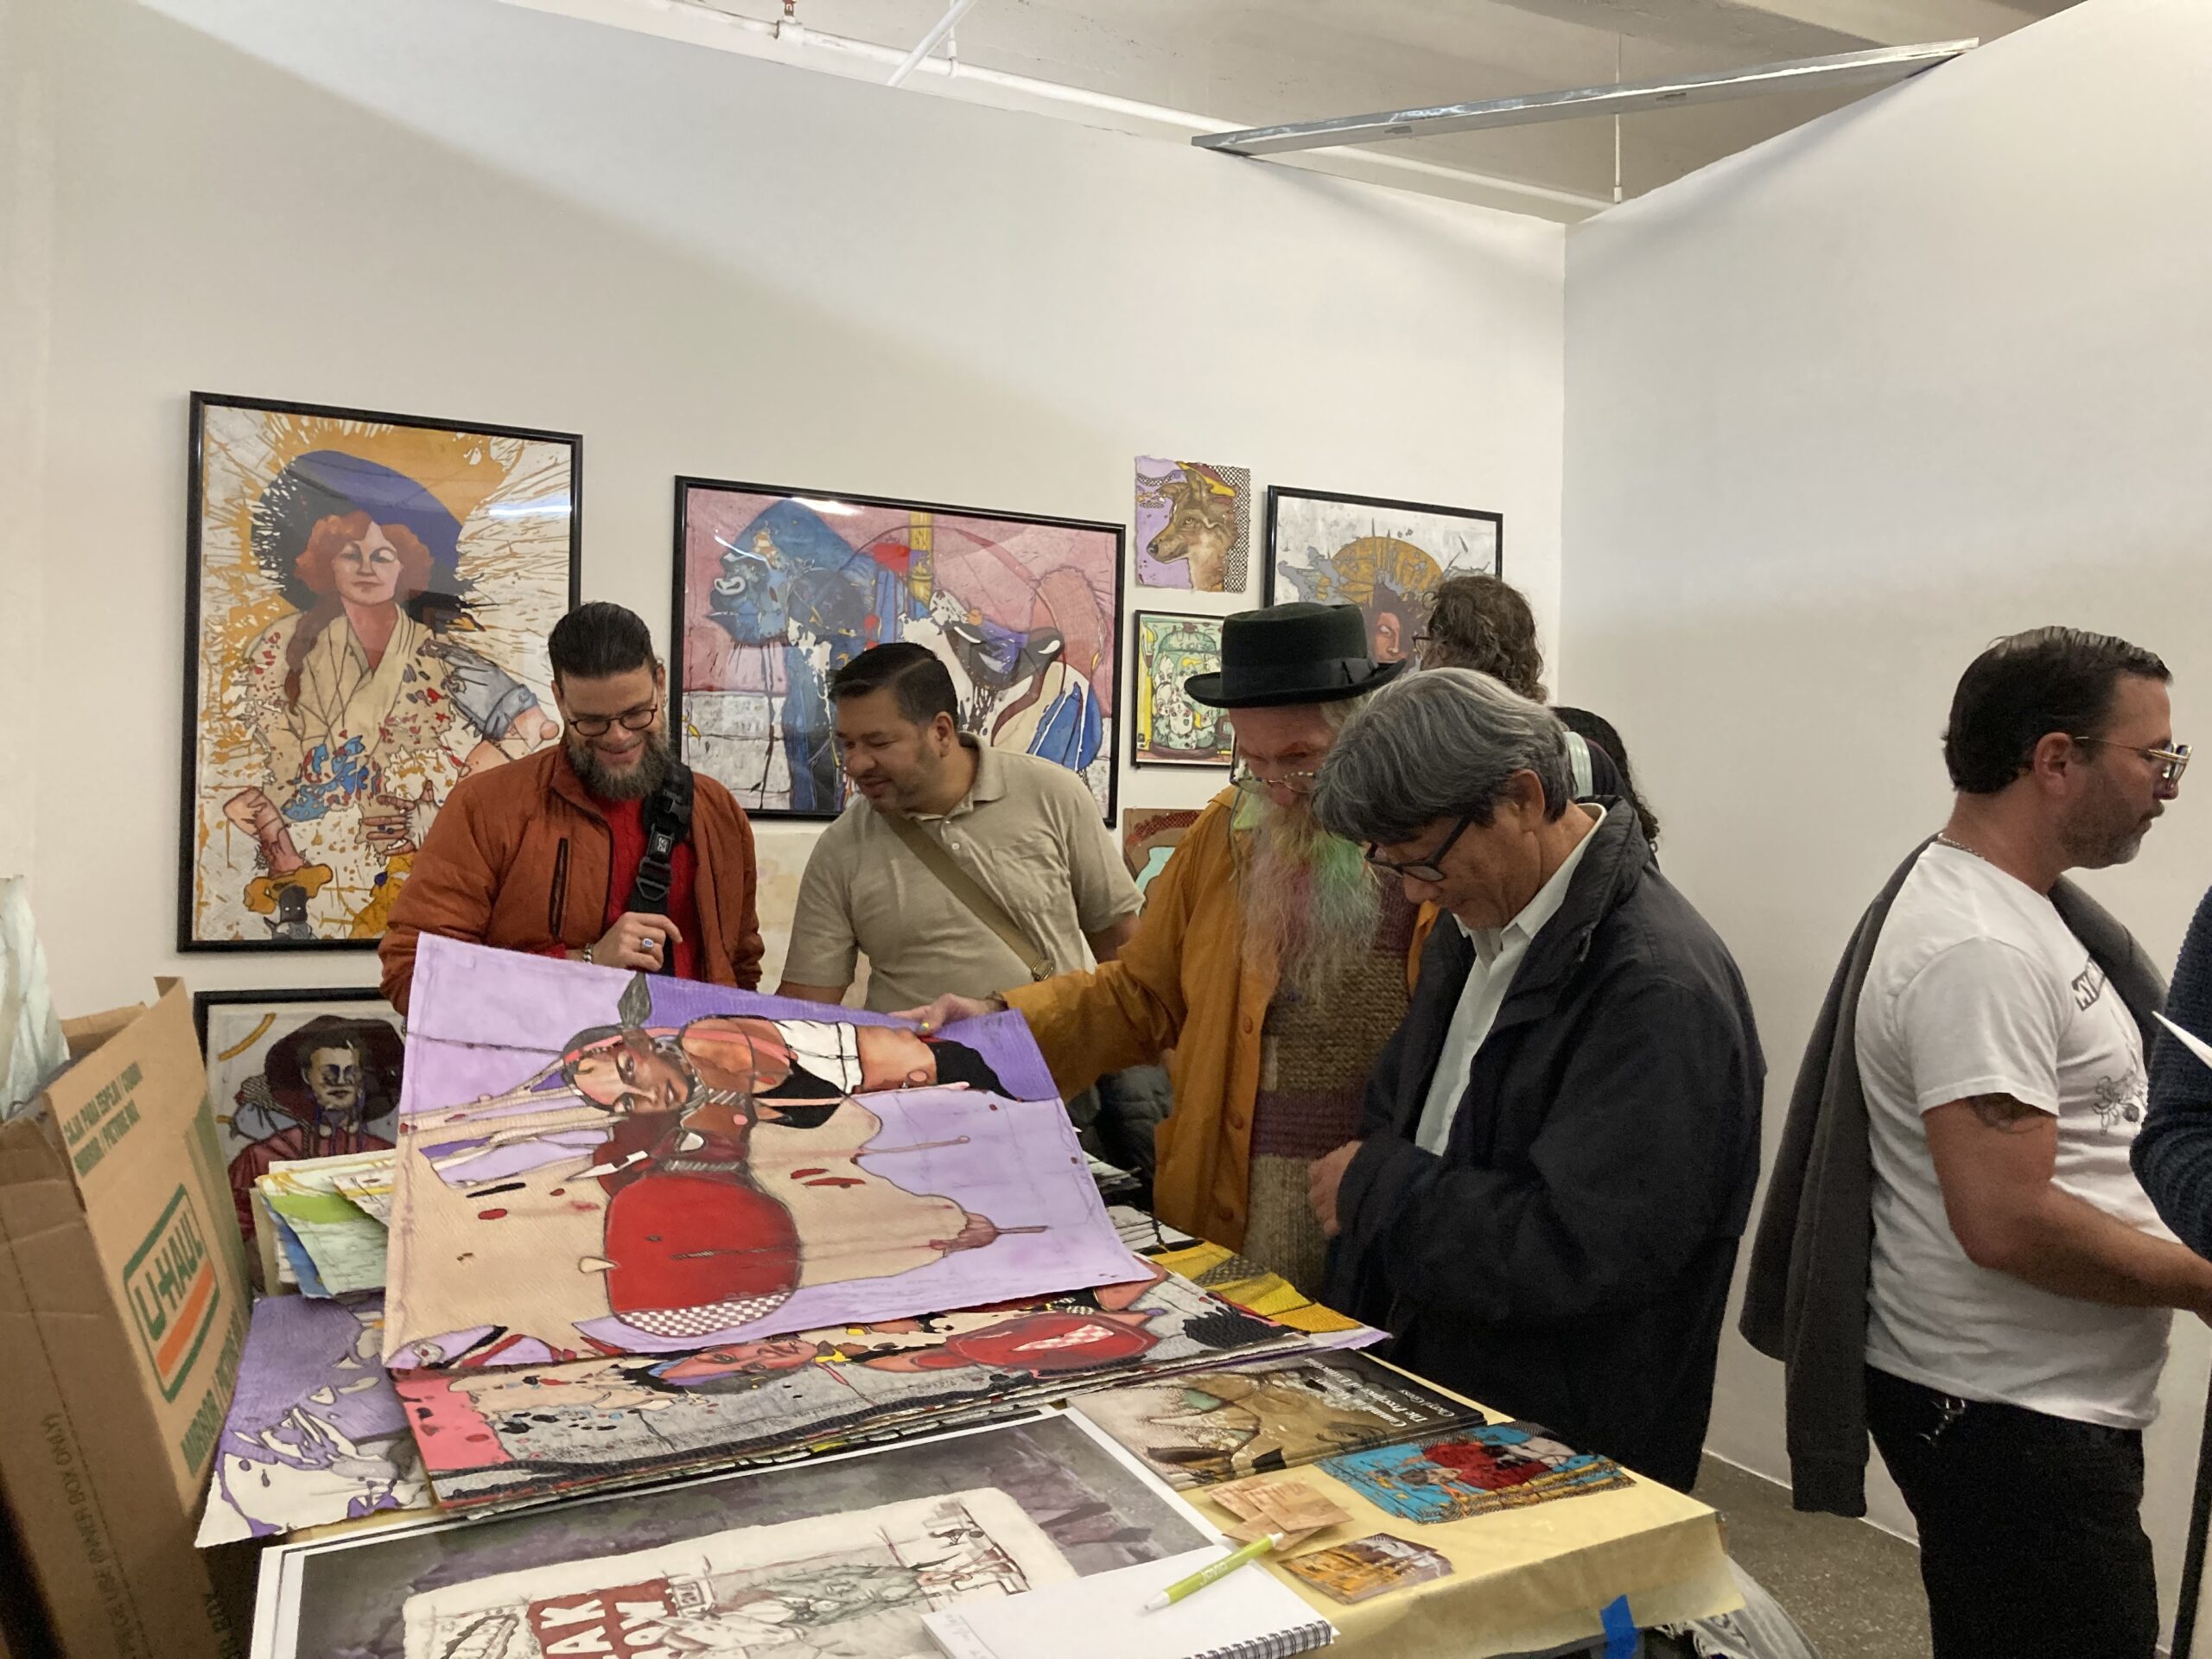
[0,876,67,1122]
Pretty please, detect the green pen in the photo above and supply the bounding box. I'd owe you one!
[1142,1533,1285,1613]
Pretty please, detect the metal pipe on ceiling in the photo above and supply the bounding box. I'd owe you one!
[888,0,986,87]
[1195,38,1977,157]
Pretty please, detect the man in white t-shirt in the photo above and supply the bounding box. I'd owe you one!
[1859,626,2201,1659]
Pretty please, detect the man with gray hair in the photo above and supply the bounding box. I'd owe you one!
[1307,668,1763,1492]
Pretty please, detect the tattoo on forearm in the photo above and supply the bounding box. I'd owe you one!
[1967,1094,2044,1134]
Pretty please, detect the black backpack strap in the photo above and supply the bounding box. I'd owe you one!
[626,762,696,947]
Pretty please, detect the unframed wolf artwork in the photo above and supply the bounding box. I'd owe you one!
[1135,458,1251,593]
[382,937,1132,1368]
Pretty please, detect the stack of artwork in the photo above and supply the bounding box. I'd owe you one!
[253,1414,1211,1658]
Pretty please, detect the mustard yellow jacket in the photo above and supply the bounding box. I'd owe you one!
[1007,790,1421,1249]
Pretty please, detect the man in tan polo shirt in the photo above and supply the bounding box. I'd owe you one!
[775,642,1140,1019]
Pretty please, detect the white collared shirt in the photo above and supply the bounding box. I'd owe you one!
[1413,813,1600,1155]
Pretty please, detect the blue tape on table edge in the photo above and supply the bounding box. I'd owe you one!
[1601,1593,1637,1658]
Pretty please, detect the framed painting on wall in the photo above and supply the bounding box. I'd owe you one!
[181,393,581,951]
[1130,612,1234,768]
[193,987,404,1243]
[1262,486,1503,665]
[673,478,1124,823]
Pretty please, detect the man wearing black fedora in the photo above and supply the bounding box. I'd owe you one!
[903,602,1424,1293]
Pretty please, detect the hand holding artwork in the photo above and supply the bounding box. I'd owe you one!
[896,993,1007,1034]
[580,911,683,971]
[1309,1141,1363,1239]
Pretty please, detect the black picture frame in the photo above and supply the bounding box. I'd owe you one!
[1128,609,1235,770]
[190,985,392,1056]
[671,475,1127,824]
[1260,484,1505,609]
[180,392,582,954]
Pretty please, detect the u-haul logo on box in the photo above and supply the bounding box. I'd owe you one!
[123,1185,223,1402]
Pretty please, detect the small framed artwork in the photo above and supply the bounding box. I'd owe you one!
[194,988,404,1243]
[1262,486,1504,664]
[181,393,582,952]
[1122,806,1202,902]
[1135,457,1252,593]
[673,477,1125,823]
[1131,612,1235,768]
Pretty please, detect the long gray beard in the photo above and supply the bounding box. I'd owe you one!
[570,728,674,802]
[1237,794,1382,1001]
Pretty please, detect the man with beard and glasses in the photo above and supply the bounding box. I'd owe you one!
[378,601,762,1014]
[1744,627,2196,1659]
[901,602,1417,1293]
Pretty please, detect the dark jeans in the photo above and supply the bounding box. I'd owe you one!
[1865,1364,2158,1659]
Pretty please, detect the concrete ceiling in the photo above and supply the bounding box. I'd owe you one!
[518,0,2079,215]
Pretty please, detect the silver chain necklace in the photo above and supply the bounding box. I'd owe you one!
[1934,830,1992,865]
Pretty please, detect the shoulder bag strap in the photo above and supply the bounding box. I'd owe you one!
[880,812,1053,982]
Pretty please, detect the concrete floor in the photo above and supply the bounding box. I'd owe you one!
[1695,1455,1932,1658]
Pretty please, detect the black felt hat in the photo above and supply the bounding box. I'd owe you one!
[1184,601,1410,710]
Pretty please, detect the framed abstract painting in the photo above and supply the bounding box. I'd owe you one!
[1130,612,1234,768]
[181,393,580,950]
[1262,486,1503,665]
[672,477,1124,823]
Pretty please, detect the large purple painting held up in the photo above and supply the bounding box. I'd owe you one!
[381,937,1129,1369]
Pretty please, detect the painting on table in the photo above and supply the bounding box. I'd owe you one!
[1322,1421,1633,1522]
[1132,613,1235,768]
[181,394,579,949]
[1071,1350,1484,1489]
[380,936,1133,1369]
[674,478,1122,822]
[1262,487,1502,664]
[261,1414,1210,1659]
[195,988,404,1243]
[1135,457,1251,593]
[195,1292,428,1545]
[402,1490,1069,1658]
[395,1262,1300,1511]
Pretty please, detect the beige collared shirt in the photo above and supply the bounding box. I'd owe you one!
[783,741,1141,1013]
[1413,808,1601,1154]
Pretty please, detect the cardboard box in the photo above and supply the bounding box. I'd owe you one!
[0,980,253,1658]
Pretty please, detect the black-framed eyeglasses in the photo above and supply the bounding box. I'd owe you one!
[1230,761,1322,797]
[2071,736,2190,788]
[1363,813,1476,884]
[567,700,661,738]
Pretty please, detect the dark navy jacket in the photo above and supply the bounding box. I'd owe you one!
[1326,802,1764,1493]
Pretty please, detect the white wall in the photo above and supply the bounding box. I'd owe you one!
[1563,0,2212,1638]
[4,0,1563,1014]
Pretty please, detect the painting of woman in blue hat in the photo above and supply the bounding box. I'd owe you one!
[214,447,562,940]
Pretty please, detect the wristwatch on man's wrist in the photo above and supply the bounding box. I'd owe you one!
[581,944,595,965]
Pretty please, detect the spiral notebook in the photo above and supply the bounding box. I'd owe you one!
[922,1546,1336,1659]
